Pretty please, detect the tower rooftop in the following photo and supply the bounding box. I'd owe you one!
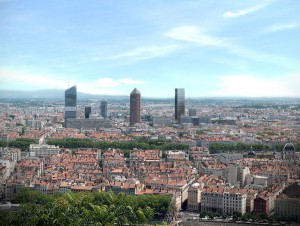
[131,88,140,94]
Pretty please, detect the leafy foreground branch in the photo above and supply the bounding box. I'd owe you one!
[0,189,171,226]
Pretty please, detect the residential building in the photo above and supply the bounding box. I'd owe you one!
[275,181,300,222]
[187,183,201,211]
[201,187,224,214]
[223,189,247,215]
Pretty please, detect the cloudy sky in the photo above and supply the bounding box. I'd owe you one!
[0,0,299,97]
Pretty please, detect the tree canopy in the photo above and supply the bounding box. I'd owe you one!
[1,188,172,226]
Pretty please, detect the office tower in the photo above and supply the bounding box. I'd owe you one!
[65,86,77,127]
[175,88,185,121]
[101,100,108,119]
[189,108,196,117]
[130,88,141,125]
[85,107,91,119]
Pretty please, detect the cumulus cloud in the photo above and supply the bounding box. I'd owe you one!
[208,74,300,97]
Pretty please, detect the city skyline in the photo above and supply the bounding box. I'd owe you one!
[0,0,300,97]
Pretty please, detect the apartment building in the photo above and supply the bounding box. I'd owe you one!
[201,187,224,214]
[187,182,201,211]
[223,190,247,215]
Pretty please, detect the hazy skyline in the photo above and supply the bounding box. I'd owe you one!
[0,0,299,98]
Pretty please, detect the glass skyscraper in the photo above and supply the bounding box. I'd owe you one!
[65,86,77,127]
[101,100,108,119]
[175,88,185,121]
[130,88,141,125]
[85,106,91,119]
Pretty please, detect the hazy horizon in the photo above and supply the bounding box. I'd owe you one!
[1,88,300,100]
[0,0,299,97]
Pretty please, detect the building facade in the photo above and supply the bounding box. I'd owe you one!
[84,107,91,119]
[223,190,247,215]
[187,183,201,211]
[189,108,196,117]
[130,88,141,125]
[29,144,61,157]
[65,86,77,127]
[175,88,185,121]
[101,100,108,119]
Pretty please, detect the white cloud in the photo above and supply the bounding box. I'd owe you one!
[0,69,68,89]
[264,22,299,33]
[166,26,226,47]
[166,25,298,69]
[107,45,179,62]
[93,78,120,88]
[207,74,300,97]
[0,68,146,95]
[117,78,145,85]
[223,0,275,18]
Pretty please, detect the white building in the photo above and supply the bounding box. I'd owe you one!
[223,190,247,215]
[29,144,60,157]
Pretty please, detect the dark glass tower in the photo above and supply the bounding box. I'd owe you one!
[130,88,141,125]
[175,88,185,121]
[85,107,91,119]
[101,100,108,119]
[65,86,77,127]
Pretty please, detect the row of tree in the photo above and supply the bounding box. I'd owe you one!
[47,138,189,151]
[0,188,172,226]
[200,211,272,223]
[209,142,300,154]
[0,138,36,151]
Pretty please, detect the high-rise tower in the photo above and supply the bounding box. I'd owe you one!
[65,86,77,127]
[175,88,185,121]
[130,88,141,125]
[100,100,108,119]
[85,107,91,119]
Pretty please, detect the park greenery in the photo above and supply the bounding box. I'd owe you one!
[47,138,189,151]
[1,137,299,155]
[0,188,172,226]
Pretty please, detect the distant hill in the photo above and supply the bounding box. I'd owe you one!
[0,89,128,99]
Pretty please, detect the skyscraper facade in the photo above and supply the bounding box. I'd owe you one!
[65,86,77,127]
[85,107,91,119]
[189,108,197,117]
[100,100,108,119]
[175,88,185,121]
[130,88,141,125]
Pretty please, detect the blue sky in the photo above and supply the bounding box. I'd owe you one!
[0,0,299,97]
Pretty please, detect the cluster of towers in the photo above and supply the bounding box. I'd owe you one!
[64,86,108,127]
[128,88,186,125]
[64,86,186,127]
